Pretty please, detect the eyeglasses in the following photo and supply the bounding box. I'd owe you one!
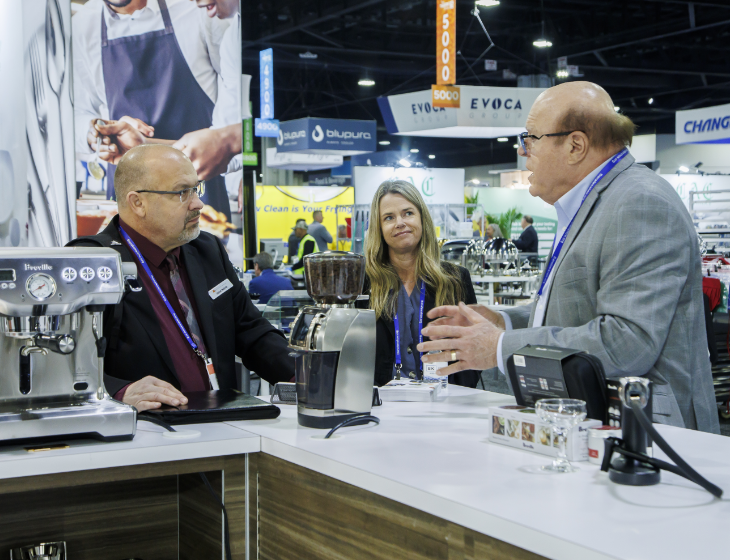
[134,180,205,204]
[517,131,581,154]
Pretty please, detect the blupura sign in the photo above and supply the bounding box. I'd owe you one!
[676,102,730,145]
[277,117,377,155]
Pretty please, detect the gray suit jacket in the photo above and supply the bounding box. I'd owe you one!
[308,221,333,252]
[502,154,719,434]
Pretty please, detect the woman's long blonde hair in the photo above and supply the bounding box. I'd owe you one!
[365,180,464,320]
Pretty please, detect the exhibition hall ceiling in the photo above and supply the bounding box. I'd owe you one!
[243,0,730,167]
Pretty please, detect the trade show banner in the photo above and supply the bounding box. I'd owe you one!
[72,0,245,244]
[0,0,75,248]
[661,174,730,223]
[675,102,730,145]
[277,117,377,155]
[352,166,465,205]
[477,187,558,256]
[377,86,544,138]
[255,185,353,244]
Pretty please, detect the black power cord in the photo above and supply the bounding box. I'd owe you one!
[324,414,380,439]
[137,415,233,560]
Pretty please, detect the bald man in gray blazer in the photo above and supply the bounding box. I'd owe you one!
[419,81,719,434]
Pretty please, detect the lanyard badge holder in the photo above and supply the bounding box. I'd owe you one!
[119,226,219,390]
[536,149,629,307]
[394,282,427,380]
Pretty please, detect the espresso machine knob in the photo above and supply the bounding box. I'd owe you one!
[34,333,76,355]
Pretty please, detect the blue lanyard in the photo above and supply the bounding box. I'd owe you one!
[538,148,629,297]
[393,281,426,378]
[119,226,205,359]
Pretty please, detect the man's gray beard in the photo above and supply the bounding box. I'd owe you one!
[177,223,201,244]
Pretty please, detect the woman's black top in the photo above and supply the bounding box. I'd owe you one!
[360,263,481,388]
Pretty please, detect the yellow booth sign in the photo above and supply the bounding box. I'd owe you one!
[256,186,354,257]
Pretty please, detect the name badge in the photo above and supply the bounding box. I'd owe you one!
[208,279,233,300]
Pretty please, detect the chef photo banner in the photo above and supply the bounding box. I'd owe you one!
[71,0,246,248]
[0,0,75,248]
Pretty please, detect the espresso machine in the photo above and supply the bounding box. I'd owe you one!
[289,252,376,428]
[0,247,137,444]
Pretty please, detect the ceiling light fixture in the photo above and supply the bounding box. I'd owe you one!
[614,106,620,112]
[513,144,519,149]
[497,137,508,142]
[358,79,375,86]
[379,140,391,146]
[556,70,569,78]
[648,98,654,105]
[428,155,436,159]
[410,148,419,153]
[471,178,480,184]
[533,39,552,48]
[678,166,690,173]
[398,158,412,168]
[475,0,500,6]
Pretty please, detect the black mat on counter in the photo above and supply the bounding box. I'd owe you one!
[143,389,280,425]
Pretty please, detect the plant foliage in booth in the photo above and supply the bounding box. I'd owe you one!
[485,207,522,238]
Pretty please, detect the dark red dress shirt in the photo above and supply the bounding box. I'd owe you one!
[115,218,210,399]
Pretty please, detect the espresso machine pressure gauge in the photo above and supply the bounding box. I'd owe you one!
[26,273,57,300]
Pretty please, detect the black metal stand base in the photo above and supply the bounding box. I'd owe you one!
[608,455,661,486]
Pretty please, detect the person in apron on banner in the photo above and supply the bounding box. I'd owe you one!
[73,0,232,220]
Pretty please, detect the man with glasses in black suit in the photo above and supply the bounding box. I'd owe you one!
[68,145,294,411]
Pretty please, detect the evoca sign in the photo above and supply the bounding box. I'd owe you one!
[676,102,730,145]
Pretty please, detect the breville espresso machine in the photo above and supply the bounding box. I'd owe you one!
[0,247,137,444]
[289,252,376,428]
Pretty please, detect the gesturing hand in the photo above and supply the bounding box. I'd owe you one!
[418,302,504,374]
[121,376,188,412]
[426,303,506,330]
[173,126,239,180]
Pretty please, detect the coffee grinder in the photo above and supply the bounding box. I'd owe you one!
[0,247,137,444]
[289,252,376,429]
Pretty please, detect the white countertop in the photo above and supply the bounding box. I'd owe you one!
[0,420,259,480]
[227,387,730,560]
[1,388,728,560]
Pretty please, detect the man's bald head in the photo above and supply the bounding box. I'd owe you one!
[114,145,193,208]
[532,81,635,151]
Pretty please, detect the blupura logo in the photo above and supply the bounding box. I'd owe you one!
[421,177,434,197]
[277,130,283,145]
[312,125,324,142]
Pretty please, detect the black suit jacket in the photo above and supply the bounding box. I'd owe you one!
[67,216,294,396]
[513,225,538,253]
[361,264,481,388]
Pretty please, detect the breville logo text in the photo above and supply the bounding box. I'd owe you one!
[25,264,53,271]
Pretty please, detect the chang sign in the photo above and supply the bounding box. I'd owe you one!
[676,102,730,145]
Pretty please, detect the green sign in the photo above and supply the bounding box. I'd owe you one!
[242,152,258,166]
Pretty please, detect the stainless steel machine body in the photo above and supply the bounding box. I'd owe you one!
[288,252,376,429]
[0,247,136,444]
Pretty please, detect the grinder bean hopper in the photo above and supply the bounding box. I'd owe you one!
[289,252,376,428]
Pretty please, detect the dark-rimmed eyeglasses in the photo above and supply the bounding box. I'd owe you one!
[517,131,581,154]
[134,180,205,204]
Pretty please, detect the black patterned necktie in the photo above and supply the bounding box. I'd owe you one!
[166,254,208,358]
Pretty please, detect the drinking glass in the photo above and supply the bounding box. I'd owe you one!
[535,398,587,473]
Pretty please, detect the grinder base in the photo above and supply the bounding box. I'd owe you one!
[298,410,363,429]
[608,454,661,486]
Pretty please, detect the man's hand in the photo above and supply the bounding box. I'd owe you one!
[173,124,240,180]
[427,303,506,330]
[418,303,504,374]
[87,117,155,164]
[122,376,188,412]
